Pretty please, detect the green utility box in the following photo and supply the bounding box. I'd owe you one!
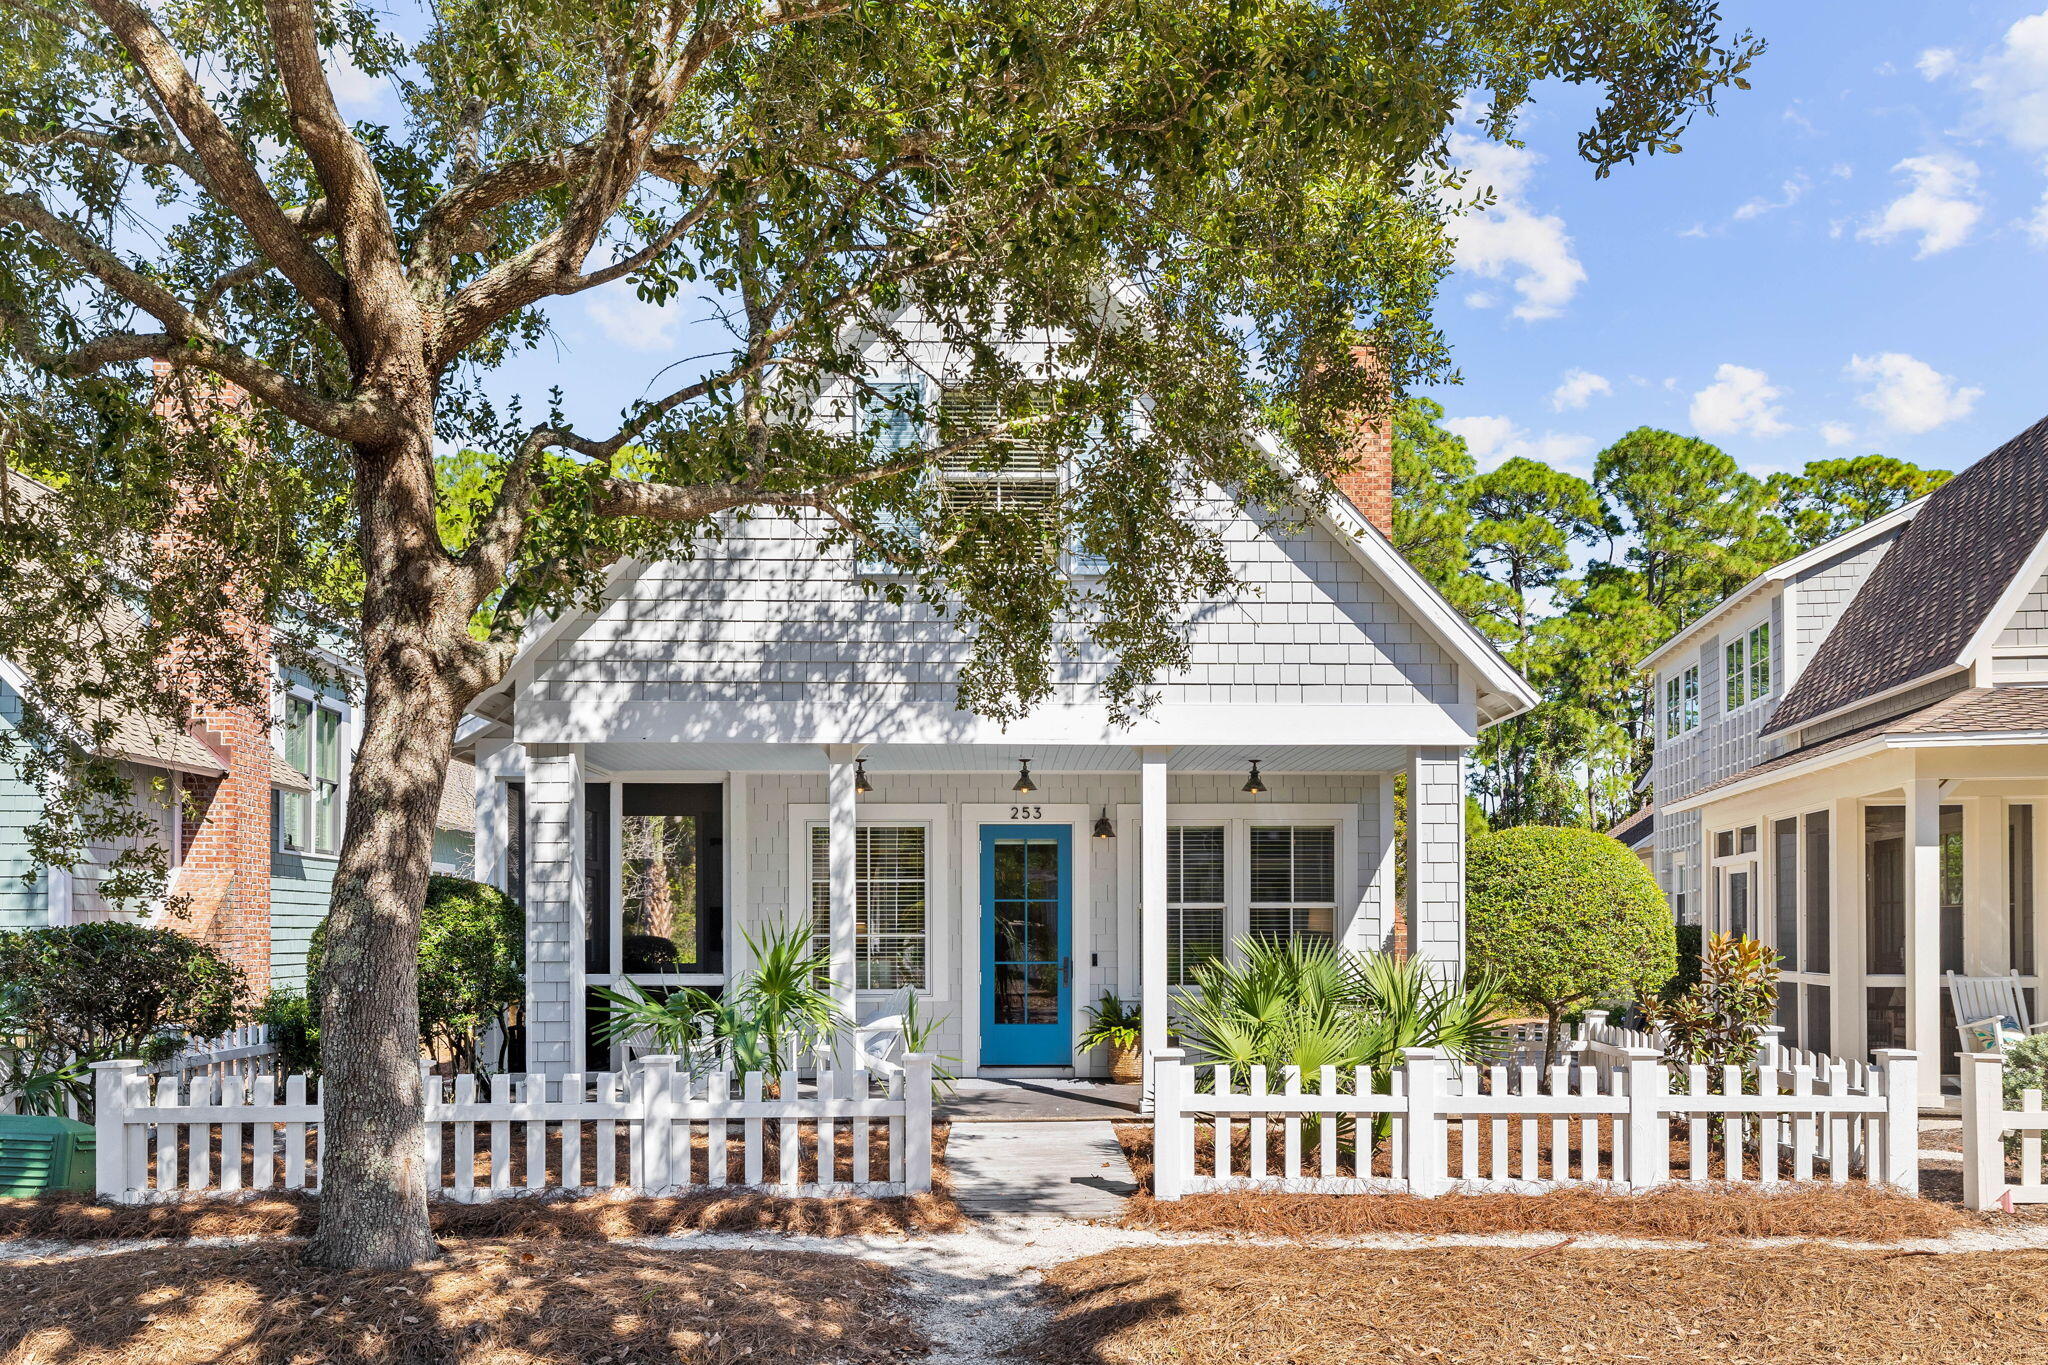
[0,1114,96,1197]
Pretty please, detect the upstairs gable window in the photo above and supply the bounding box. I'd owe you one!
[936,385,1062,533]
[1663,663,1701,738]
[1725,622,1771,712]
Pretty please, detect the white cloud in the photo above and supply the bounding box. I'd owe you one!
[1846,352,1982,434]
[324,54,385,115]
[584,284,682,352]
[1818,421,1857,447]
[1733,174,1809,221]
[1857,153,1983,257]
[1549,369,1612,411]
[1918,47,1959,80]
[1462,289,1498,309]
[1443,415,1594,473]
[1963,12,2048,150]
[1448,132,1587,321]
[1690,364,1792,439]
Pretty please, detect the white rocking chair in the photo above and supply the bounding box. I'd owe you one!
[1945,971,2048,1054]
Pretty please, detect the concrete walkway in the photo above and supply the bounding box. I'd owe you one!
[944,1121,1138,1220]
[937,1077,1141,1123]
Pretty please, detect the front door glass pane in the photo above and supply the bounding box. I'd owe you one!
[991,838,1062,1024]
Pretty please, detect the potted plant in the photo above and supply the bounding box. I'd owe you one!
[1080,992,1144,1084]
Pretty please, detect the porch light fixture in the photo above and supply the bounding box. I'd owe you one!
[853,758,873,795]
[1012,758,1038,794]
[1242,760,1267,796]
[1093,808,1116,839]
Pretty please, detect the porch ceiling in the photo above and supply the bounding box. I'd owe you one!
[578,741,1411,775]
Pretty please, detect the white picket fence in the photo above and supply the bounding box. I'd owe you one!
[89,1051,934,1204]
[1959,1050,2048,1211]
[0,1025,280,1120]
[1149,1040,1919,1201]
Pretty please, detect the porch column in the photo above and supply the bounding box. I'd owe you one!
[824,744,864,1069]
[1905,777,1943,1103]
[1137,745,1173,1107]
[523,743,585,1076]
[1831,795,1865,1061]
[1964,797,2006,976]
[1406,747,1466,976]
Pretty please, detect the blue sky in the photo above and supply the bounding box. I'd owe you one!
[1429,2,2048,482]
[320,4,2048,479]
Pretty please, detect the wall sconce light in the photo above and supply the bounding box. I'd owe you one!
[1012,758,1037,794]
[853,758,873,795]
[1242,760,1267,796]
[1093,808,1117,839]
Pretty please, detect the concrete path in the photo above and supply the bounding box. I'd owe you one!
[944,1121,1138,1220]
[937,1077,1141,1123]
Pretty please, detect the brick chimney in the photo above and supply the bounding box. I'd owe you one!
[1329,345,1394,537]
[153,360,275,991]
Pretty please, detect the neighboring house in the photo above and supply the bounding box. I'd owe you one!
[1606,805,1655,874]
[1642,418,2048,1100]
[461,342,1537,1084]
[0,475,478,989]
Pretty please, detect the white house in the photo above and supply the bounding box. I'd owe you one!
[459,345,1534,1086]
[1643,416,2048,1100]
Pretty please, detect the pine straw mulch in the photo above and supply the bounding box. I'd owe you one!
[0,1240,927,1365]
[0,1126,961,1243]
[1026,1245,2048,1365]
[1112,1123,1974,1241]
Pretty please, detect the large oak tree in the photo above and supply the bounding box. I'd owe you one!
[0,0,1758,1266]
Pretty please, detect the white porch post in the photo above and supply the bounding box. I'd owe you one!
[1138,746,1173,1108]
[524,743,585,1076]
[1832,795,1865,1060]
[824,744,864,1069]
[1905,776,1943,1103]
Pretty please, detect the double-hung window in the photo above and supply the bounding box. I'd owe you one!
[936,385,1061,536]
[1725,622,1771,712]
[1248,826,1338,943]
[1663,664,1703,738]
[1166,827,1227,986]
[279,696,343,855]
[809,824,928,990]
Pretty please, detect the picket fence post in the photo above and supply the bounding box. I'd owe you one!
[1402,1048,1447,1197]
[1621,1045,1669,1190]
[1151,1050,1188,1201]
[91,1059,146,1203]
[637,1055,679,1193]
[1575,1010,1607,1052]
[1871,1049,1920,1194]
[902,1053,934,1193]
[1960,1049,2006,1211]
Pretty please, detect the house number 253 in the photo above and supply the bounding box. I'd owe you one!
[1009,805,1044,820]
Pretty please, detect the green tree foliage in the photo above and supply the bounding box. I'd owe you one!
[311,875,524,1072]
[1768,455,1952,551]
[1465,825,1675,1064]
[0,0,1760,1265]
[0,921,246,1062]
[1641,932,1779,1071]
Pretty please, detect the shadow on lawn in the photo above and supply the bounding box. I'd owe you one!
[0,1240,928,1365]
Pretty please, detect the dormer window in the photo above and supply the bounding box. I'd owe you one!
[1725,622,1772,712]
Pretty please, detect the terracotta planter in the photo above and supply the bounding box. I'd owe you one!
[1106,1041,1143,1085]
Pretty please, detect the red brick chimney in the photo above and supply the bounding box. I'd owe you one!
[153,360,275,991]
[1329,345,1394,538]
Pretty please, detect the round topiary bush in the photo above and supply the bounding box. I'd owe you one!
[1465,824,1676,1064]
[309,874,523,1071]
[0,920,246,1061]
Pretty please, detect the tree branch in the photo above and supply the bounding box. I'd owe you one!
[79,0,352,339]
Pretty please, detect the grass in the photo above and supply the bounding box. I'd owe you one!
[1113,1123,1973,1241]
[0,1241,927,1365]
[1028,1245,2048,1365]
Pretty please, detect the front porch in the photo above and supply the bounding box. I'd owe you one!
[472,741,1468,1090]
[1677,738,2048,1104]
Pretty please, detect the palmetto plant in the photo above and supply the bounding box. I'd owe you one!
[597,921,845,1076]
[1178,938,1506,1090]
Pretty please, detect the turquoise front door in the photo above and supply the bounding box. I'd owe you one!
[980,825,1073,1066]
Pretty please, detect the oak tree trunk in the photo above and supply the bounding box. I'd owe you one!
[304,422,476,1269]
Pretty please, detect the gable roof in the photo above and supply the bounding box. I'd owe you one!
[1764,417,2048,736]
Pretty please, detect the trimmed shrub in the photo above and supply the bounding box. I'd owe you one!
[252,988,321,1076]
[1466,825,1676,1064]
[0,921,245,1061]
[310,874,523,1070]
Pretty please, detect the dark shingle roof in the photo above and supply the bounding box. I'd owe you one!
[1605,805,1655,849]
[1685,686,2048,804]
[1764,418,2048,735]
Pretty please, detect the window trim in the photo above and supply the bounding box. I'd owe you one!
[1723,620,1772,714]
[1662,662,1702,739]
[786,802,952,998]
[273,685,351,860]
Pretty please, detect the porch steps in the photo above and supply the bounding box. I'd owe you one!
[944,1121,1138,1220]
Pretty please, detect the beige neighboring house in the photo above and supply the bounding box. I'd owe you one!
[1642,418,2048,1102]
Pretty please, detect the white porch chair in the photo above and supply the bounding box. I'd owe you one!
[853,1014,907,1072]
[1946,971,2048,1054]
